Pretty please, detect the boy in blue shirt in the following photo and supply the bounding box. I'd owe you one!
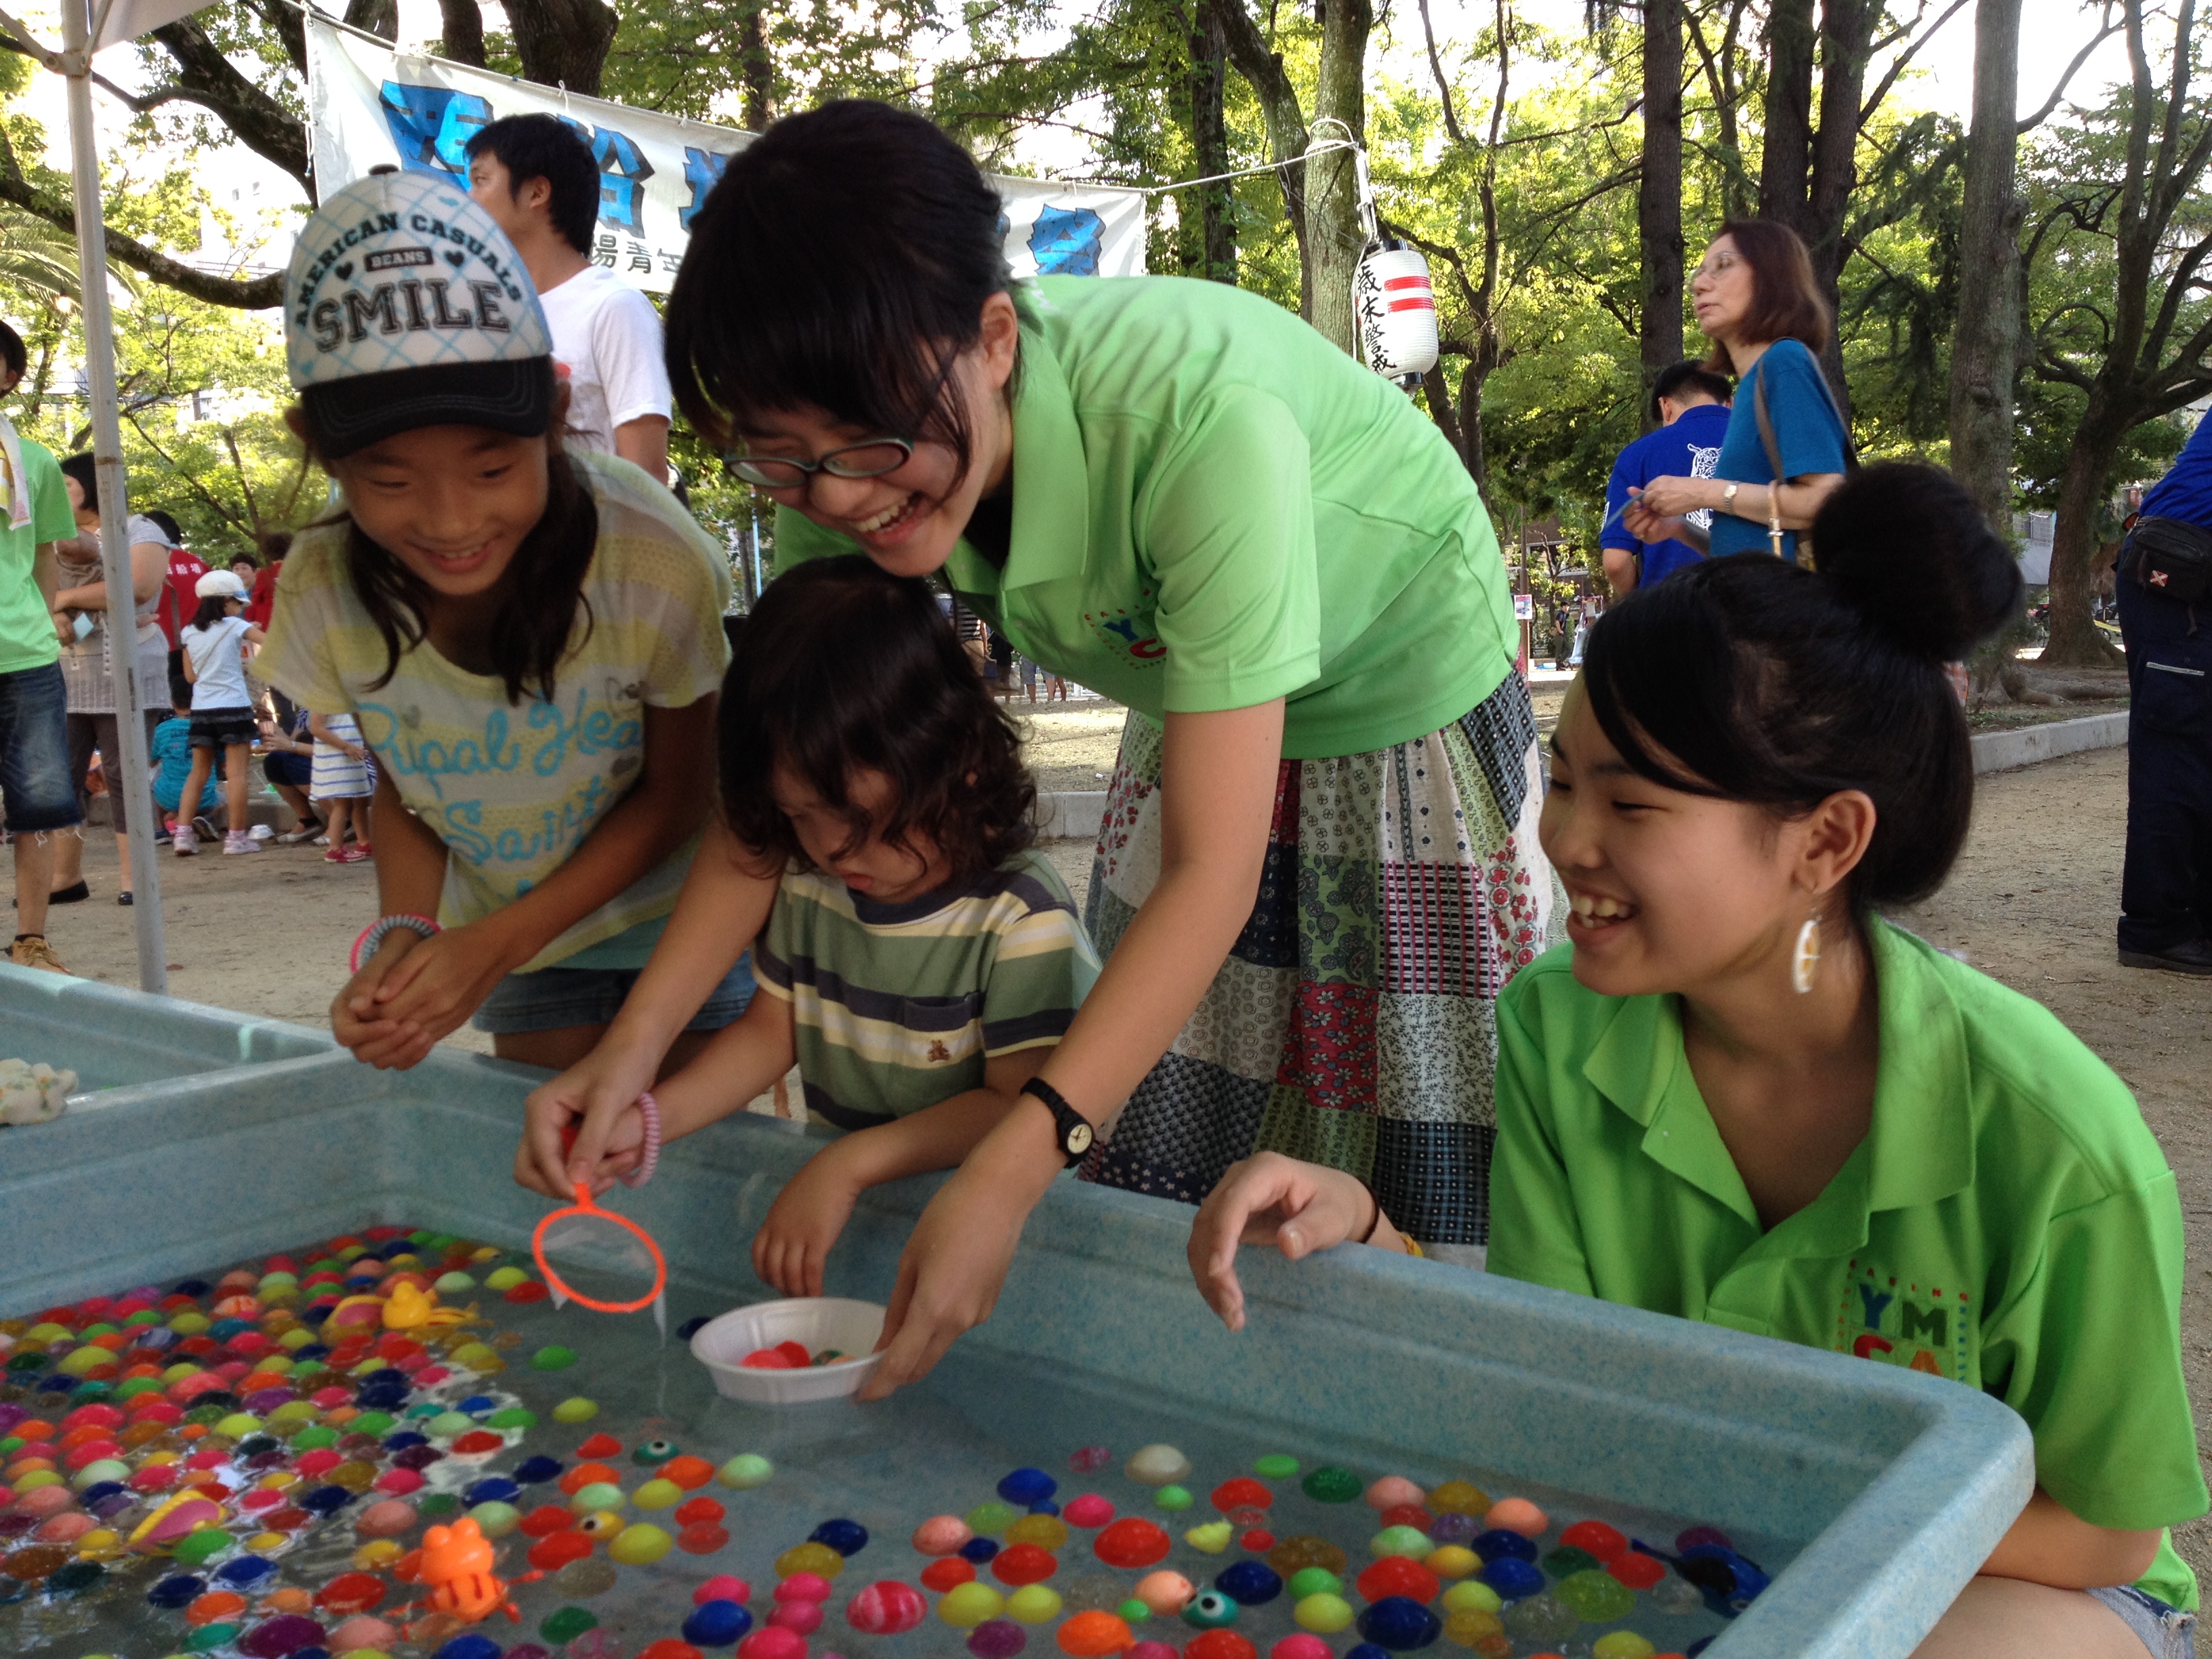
[1600,361,1733,594]
[151,693,217,830]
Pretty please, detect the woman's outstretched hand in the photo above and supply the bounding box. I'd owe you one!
[1187,1151,1380,1333]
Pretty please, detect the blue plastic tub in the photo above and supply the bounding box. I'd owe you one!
[0,962,331,1092]
[0,1035,2032,1656]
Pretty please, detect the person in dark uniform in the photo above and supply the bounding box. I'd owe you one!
[2115,419,2212,975]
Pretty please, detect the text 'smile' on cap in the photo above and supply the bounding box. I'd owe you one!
[285,167,555,459]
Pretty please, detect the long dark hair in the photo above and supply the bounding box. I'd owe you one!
[1700,218,1830,373]
[1582,463,2020,912]
[189,593,239,630]
[720,557,1035,884]
[320,451,598,704]
[665,100,1016,482]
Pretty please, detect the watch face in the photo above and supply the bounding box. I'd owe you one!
[1066,1121,1094,1155]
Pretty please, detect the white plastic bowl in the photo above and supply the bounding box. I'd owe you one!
[689,1297,886,1404]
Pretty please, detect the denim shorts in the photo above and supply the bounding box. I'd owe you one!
[473,949,757,1036]
[2090,1584,2197,1659]
[0,661,85,833]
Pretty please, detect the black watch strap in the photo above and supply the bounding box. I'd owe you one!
[1021,1078,1094,1167]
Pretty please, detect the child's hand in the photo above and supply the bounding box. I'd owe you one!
[518,1040,665,1199]
[330,932,434,1070]
[365,920,518,1046]
[752,1140,867,1298]
[515,1087,645,1200]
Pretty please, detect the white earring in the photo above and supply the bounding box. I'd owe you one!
[1792,913,1821,996]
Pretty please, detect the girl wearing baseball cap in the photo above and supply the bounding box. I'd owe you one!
[256,168,752,1072]
[173,568,262,856]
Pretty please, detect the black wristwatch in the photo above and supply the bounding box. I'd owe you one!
[1022,1078,1094,1167]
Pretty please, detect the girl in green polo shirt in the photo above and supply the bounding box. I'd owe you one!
[538,98,1553,1395]
[1190,464,2205,1656]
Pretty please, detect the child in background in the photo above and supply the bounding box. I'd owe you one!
[255,169,743,1073]
[308,710,375,863]
[176,569,264,856]
[256,703,322,844]
[516,558,1100,1298]
[150,693,218,832]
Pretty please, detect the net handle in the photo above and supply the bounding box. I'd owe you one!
[531,1180,668,1315]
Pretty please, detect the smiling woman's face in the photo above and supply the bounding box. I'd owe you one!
[733,293,1021,580]
[1539,678,1814,999]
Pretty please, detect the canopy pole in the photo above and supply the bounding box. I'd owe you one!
[62,0,166,993]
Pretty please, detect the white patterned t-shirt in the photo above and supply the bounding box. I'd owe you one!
[257,451,731,969]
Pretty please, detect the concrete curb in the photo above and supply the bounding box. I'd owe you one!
[1969,711,2129,775]
[1037,714,2129,832]
[1039,791,1107,840]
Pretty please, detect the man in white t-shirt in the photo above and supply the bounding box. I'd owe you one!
[466,114,672,483]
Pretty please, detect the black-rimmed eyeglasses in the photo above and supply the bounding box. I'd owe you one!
[727,438,914,491]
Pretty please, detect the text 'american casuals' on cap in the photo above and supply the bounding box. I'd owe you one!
[283,167,556,459]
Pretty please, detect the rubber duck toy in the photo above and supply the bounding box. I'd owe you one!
[382,1279,469,1331]
[404,1515,536,1624]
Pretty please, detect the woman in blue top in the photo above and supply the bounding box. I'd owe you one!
[1623,220,1849,565]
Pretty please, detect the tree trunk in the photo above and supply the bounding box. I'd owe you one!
[2046,398,2127,665]
[1210,0,1369,352]
[736,0,774,129]
[343,0,398,41]
[438,0,487,66]
[1637,0,1684,427]
[1186,3,1236,283]
[507,0,619,96]
[1805,0,1875,415]
[1303,0,1373,354]
[1758,0,1816,235]
[1948,0,2024,533]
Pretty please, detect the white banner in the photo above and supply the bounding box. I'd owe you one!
[304,16,1148,296]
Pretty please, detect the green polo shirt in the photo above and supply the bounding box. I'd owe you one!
[773,276,1516,760]
[0,438,77,674]
[1491,921,2207,1612]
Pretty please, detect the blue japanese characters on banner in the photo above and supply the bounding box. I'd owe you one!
[308,14,1146,295]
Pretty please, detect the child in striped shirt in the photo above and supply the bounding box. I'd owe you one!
[520,556,1099,1296]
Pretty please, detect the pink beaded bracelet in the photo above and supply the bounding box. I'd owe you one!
[619,1091,662,1189]
[348,913,441,974]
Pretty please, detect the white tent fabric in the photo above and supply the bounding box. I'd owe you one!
[90,0,209,51]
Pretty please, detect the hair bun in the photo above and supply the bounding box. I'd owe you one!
[1810,462,2022,663]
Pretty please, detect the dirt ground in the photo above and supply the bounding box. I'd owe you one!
[24,737,2212,1573]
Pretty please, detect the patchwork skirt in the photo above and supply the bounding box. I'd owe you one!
[1078,672,1560,1254]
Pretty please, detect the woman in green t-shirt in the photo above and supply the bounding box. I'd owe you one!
[535,98,1553,1394]
[1191,465,2205,1656]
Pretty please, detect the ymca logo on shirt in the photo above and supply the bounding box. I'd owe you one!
[1836,1258,1975,1383]
[1084,590,1166,665]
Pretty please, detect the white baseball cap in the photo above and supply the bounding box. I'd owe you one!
[285,165,555,459]
[195,569,248,601]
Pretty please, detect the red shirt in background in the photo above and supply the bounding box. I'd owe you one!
[246,560,281,630]
[161,546,207,649]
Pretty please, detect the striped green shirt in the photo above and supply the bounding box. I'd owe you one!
[755,850,1101,1130]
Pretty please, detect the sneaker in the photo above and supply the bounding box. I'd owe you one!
[351,842,373,859]
[173,823,197,857]
[222,830,258,855]
[8,935,68,975]
[336,844,372,864]
[192,816,218,843]
[2118,938,2212,976]
[323,845,349,864]
[247,823,274,842]
[274,821,322,846]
